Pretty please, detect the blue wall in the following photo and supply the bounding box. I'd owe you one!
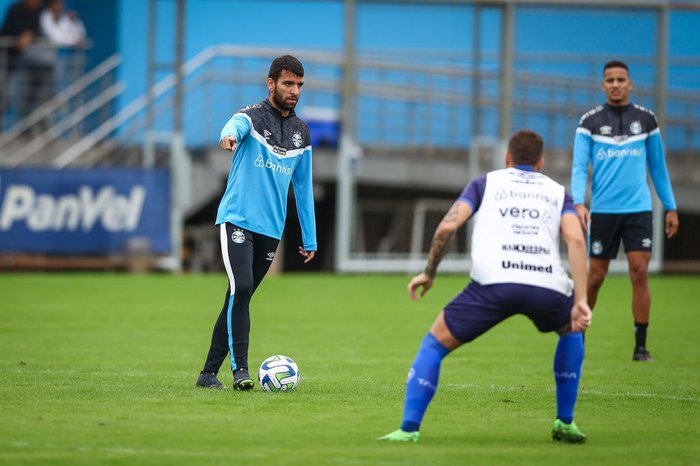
[2,0,698,148]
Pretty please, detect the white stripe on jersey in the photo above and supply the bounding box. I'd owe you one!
[591,133,648,145]
[239,113,310,160]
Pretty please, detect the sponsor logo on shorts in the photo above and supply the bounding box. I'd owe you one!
[266,252,276,261]
[642,238,652,248]
[231,229,245,244]
[591,240,603,255]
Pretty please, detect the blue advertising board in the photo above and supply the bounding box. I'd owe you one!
[0,168,171,254]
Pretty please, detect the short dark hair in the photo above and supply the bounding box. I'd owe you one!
[508,130,543,166]
[603,60,629,75]
[268,55,304,81]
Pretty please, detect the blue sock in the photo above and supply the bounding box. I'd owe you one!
[553,332,584,424]
[400,333,450,432]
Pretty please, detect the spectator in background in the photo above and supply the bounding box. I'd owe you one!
[0,0,42,125]
[40,0,86,94]
[40,0,85,48]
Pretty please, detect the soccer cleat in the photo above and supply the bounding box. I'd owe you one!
[552,419,587,444]
[633,349,653,361]
[377,429,420,443]
[196,372,225,389]
[233,368,254,391]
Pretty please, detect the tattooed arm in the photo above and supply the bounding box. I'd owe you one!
[408,200,473,300]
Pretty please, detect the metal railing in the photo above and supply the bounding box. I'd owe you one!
[4,43,696,169]
[1,37,89,127]
[0,54,120,152]
[0,38,125,168]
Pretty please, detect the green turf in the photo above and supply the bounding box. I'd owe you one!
[0,273,698,465]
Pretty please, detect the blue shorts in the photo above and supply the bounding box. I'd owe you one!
[443,281,573,343]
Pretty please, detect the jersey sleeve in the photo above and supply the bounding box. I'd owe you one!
[646,127,677,211]
[292,147,317,251]
[458,175,486,212]
[561,191,576,216]
[571,127,592,206]
[219,113,252,144]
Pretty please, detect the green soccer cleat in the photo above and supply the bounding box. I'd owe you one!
[552,419,587,444]
[377,429,420,443]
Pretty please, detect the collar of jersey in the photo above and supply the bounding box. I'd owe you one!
[262,98,296,118]
[604,102,631,113]
[514,164,534,172]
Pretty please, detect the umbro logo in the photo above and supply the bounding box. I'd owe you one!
[266,252,276,261]
[264,130,272,139]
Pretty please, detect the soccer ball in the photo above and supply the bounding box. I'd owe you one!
[258,355,300,392]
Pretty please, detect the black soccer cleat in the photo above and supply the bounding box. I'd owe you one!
[633,348,654,362]
[233,368,254,391]
[197,371,226,389]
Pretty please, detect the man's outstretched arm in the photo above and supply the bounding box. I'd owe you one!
[408,200,472,301]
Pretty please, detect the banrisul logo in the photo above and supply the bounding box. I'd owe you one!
[254,154,292,175]
[0,184,145,232]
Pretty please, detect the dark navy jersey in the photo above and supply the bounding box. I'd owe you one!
[571,103,676,213]
[216,99,317,251]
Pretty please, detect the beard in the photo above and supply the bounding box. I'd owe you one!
[272,86,297,112]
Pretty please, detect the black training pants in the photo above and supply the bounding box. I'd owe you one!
[203,223,279,374]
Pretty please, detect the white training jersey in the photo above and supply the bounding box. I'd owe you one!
[469,167,573,296]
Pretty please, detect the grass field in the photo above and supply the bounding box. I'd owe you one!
[1,272,699,466]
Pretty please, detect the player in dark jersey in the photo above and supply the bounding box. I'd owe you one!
[379,130,592,444]
[571,60,679,362]
[196,55,317,390]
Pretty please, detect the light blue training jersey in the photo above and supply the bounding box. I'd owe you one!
[571,103,676,213]
[215,100,317,251]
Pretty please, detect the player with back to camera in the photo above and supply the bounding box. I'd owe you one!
[196,55,317,391]
[571,60,679,362]
[378,130,592,444]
